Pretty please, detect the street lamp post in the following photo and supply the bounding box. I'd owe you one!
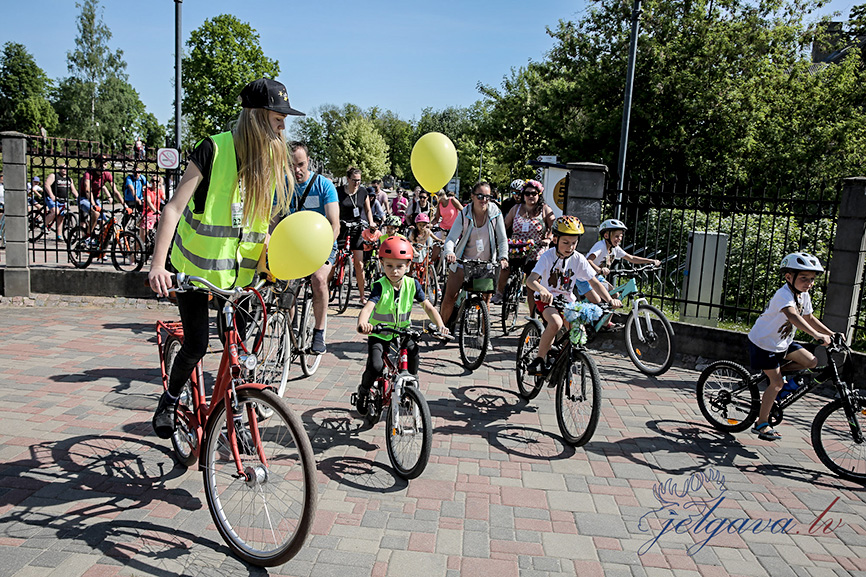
[174,0,182,151]
[615,0,642,220]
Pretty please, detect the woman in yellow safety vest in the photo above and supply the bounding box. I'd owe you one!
[147,78,304,439]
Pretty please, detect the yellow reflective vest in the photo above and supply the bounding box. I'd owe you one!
[370,276,415,341]
[170,132,272,288]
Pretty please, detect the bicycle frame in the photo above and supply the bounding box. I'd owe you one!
[157,293,271,477]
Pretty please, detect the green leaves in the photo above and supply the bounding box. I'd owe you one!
[0,42,58,134]
[182,14,280,144]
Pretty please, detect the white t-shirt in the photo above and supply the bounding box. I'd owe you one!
[531,248,597,303]
[748,284,813,353]
[586,240,627,267]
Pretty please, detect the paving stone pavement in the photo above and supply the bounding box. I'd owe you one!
[0,298,864,577]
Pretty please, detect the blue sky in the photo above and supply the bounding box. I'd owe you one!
[0,0,860,128]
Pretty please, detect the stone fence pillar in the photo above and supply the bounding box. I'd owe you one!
[1,131,30,297]
[824,177,866,339]
[565,162,607,254]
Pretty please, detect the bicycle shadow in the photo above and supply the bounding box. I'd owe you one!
[300,406,380,456]
[428,384,576,461]
[586,419,863,491]
[0,434,267,576]
[317,455,409,494]
[49,367,161,411]
[103,321,160,339]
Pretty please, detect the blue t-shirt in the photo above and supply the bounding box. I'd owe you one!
[123,174,146,203]
[290,174,338,216]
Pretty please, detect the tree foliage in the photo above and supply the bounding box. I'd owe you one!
[183,14,280,144]
[478,0,866,185]
[326,116,389,180]
[0,42,58,134]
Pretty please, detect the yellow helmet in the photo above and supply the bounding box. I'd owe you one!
[553,215,585,236]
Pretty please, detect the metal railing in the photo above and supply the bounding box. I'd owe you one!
[603,175,840,327]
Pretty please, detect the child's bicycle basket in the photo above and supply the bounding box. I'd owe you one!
[462,261,498,293]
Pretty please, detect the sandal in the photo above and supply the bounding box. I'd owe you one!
[752,422,781,441]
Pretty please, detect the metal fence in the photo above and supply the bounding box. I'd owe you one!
[602,175,840,329]
[0,136,173,268]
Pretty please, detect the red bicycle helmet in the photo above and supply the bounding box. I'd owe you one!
[379,235,414,260]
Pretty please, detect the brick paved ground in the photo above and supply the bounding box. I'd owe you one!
[0,297,864,577]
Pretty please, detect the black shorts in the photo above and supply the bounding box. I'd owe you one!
[337,224,365,251]
[748,341,804,372]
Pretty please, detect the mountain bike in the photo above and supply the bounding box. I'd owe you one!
[66,208,141,271]
[351,324,449,479]
[585,264,675,376]
[255,277,323,406]
[156,273,317,565]
[696,334,866,483]
[514,297,606,446]
[500,239,536,335]
[451,258,498,371]
[329,221,364,314]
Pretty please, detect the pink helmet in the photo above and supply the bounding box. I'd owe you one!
[414,213,430,224]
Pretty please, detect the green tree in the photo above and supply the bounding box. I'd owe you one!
[137,112,166,152]
[183,14,280,142]
[0,42,59,134]
[326,116,389,180]
[369,108,413,179]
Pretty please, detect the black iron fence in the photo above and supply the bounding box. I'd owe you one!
[0,136,174,268]
[603,175,840,329]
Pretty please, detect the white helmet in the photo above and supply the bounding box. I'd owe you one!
[599,218,627,235]
[780,252,824,273]
[510,179,525,192]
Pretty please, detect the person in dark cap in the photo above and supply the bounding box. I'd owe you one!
[147,77,304,440]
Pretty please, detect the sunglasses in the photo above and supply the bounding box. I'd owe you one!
[419,196,428,200]
[523,190,539,196]
[474,194,492,200]
[349,178,361,183]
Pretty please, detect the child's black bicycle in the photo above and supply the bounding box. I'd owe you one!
[696,334,866,483]
[515,297,608,446]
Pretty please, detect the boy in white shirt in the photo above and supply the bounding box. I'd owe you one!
[524,216,622,375]
[580,218,661,297]
[747,252,834,441]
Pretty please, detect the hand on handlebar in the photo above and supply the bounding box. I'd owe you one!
[499,258,509,270]
[357,322,373,335]
[538,289,553,304]
[609,298,623,309]
[446,253,456,264]
[601,266,610,276]
[816,333,832,347]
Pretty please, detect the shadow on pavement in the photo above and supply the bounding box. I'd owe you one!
[49,367,161,411]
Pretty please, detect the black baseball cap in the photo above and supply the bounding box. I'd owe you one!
[239,78,304,116]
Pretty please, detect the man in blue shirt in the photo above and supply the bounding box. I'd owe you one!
[289,141,340,354]
[124,165,146,210]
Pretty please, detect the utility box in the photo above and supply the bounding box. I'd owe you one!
[680,231,728,327]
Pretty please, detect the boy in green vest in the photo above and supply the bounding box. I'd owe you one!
[355,236,448,414]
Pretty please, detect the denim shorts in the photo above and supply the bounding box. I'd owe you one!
[748,341,804,372]
[79,198,101,212]
[45,197,67,211]
[574,274,606,296]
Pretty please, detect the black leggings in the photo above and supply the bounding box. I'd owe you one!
[361,336,419,391]
[168,291,246,397]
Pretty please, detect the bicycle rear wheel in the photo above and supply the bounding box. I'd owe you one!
[458,296,490,371]
[163,336,198,467]
[67,225,94,268]
[501,277,520,335]
[202,388,317,566]
[385,383,432,479]
[425,265,440,308]
[516,322,544,400]
[624,303,675,376]
[555,350,602,446]
[111,231,145,272]
[811,396,866,484]
[696,361,759,432]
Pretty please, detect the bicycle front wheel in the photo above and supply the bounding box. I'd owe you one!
[163,335,198,468]
[255,310,291,419]
[501,278,520,335]
[696,361,759,432]
[336,258,353,314]
[458,296,490,371]
[811,396,866,484]
[624,303,675,376]
[298,291,322,377]
[202,388,317,567]
[386,383,432,479]
[67,226,94,269]
[111,231,145,272]
[555,350,602,446]
[516,322,544,400]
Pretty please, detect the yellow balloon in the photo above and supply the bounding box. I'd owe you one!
[410,132,457,193]
[268,211,334,280]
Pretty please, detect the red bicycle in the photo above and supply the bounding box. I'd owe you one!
[410,239,443,307]
[156,273,316,566]
[329,221,364,314]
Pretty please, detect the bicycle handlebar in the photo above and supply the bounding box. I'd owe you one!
[610,263,661,276]
[169,272,263,301]
[362,324,453,341]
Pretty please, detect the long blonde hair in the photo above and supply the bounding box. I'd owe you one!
[233,108,293,226]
